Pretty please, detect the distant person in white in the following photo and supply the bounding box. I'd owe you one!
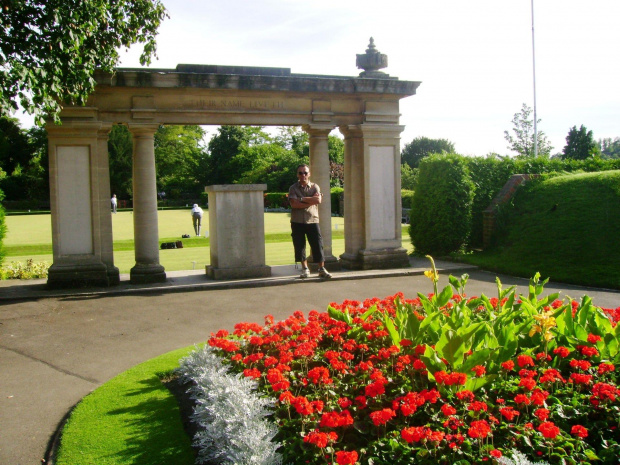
[111,194,117,214]
[191,204,204,236]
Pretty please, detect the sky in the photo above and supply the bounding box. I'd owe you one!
[17,0,620,156]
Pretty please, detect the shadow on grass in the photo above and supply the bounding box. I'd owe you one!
[104,376,196,465]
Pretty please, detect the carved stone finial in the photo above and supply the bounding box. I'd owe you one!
[356,37,389,78]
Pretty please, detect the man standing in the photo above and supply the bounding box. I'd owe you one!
[288,164,332,279]
[111,194,117,214]
[191,204,203,236]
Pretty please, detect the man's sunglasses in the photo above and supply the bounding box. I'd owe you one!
[298,171,309,175]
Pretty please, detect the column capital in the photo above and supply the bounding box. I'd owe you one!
[341,124,405,139]
[302,124,335,137]
[46,121,112,138]
[127,123,159,136]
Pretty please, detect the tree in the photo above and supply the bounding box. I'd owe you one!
[0,117,30,175]
[154,125,207,199]
[401,164,417,190]
[401,137,455,169]
[205,126,272,185]
[1,0,168,124]
[108,125,134,199]
[504,103,553,157]
[599,137,620,159]
[562,125,599,160]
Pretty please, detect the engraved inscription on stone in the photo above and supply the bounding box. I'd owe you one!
[190,98,285,111]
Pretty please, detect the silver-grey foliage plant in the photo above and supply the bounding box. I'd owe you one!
[498,450,551,465]
[177,346,283,465]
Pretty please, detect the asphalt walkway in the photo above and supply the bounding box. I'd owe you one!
[1,258,619,465]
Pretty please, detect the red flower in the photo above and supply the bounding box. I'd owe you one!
[598,363,615,375]
[370,408,396,426]
[355,395,367,409]
[571,425,588,439]
[472,365,486,377]
[456,390,475,403]
[338,397,352,409]
[514,394,531,406]
[577,345,599,357]
[538,421,560,439]
[553,346,570,358]
[441,404,457,416]
[587,333,602,344]
[468,420,492,439]
[468,401,488,412]
[570,373,593,385]
[519,377,537,391]
[335,450,358,465]
[320,410,354,428]
[501,360,515,371]
[401,426,428,443]
[499,406,520,421]
[304,429,337,448]
[490,449,502,458]
[534,408,550,421]
[517,355,535,368]
[308,366,333,385]
[570,359,591,370]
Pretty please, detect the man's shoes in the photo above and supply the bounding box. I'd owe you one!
[318,267,332,279]
[300,268,310,279]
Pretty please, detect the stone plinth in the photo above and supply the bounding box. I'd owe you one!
[205,184,271,280]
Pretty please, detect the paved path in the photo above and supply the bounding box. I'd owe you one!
[1,258,619,464]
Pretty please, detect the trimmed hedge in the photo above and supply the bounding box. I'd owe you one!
[264,192,289,209]
[401,189,415,210]
[465,156,620,247]
[330,187,344,216]
[409,154,474,256]
[0,188,5,268]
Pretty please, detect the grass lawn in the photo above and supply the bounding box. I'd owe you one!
[3,211,411,273]
[456,170,620,289]
[55,347,196,465]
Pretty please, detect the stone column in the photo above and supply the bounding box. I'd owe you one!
[303,124,338,269]
[128,124,166,284]
[95,125,120,284]
[338,124,409,270]
[46,120,118,287]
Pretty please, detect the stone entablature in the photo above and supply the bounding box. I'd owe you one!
[47,41,421,287]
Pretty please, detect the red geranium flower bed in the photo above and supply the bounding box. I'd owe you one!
[205,273,620,465]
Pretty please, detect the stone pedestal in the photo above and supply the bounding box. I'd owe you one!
[205,184,271,279]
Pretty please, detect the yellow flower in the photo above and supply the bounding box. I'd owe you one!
[424,270,438,282]
[529,311,557,342]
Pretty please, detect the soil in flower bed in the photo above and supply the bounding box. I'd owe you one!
[163,376,199,459]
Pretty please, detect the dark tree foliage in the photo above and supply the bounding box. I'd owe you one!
[108,124,133,199]
[0,0,168,124]
[401,136,455,169]
[600,138,620,159]
[562,125,599,160]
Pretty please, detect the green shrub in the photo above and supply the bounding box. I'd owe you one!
[330,187,343,216]
[263,192,289,209]
[0,188,5,268]
[401,189,415,210]
[409,153,474,255]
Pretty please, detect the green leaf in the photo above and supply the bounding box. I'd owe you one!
[436,285,453,308]
[384,313,400,347]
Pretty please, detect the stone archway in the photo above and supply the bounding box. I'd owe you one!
[46,41,421,287]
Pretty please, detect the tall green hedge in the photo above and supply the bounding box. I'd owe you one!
[0,188,6,268]
[465,156,620,247]
[409,154,474,255]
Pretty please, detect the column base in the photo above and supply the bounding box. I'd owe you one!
[47,262,117,288]
[130,263,166,284]
[308,254,341,272]
[206,265,271,280]
[340,247,410,270]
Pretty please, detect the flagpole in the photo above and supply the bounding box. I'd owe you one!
[531,0,538,157]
